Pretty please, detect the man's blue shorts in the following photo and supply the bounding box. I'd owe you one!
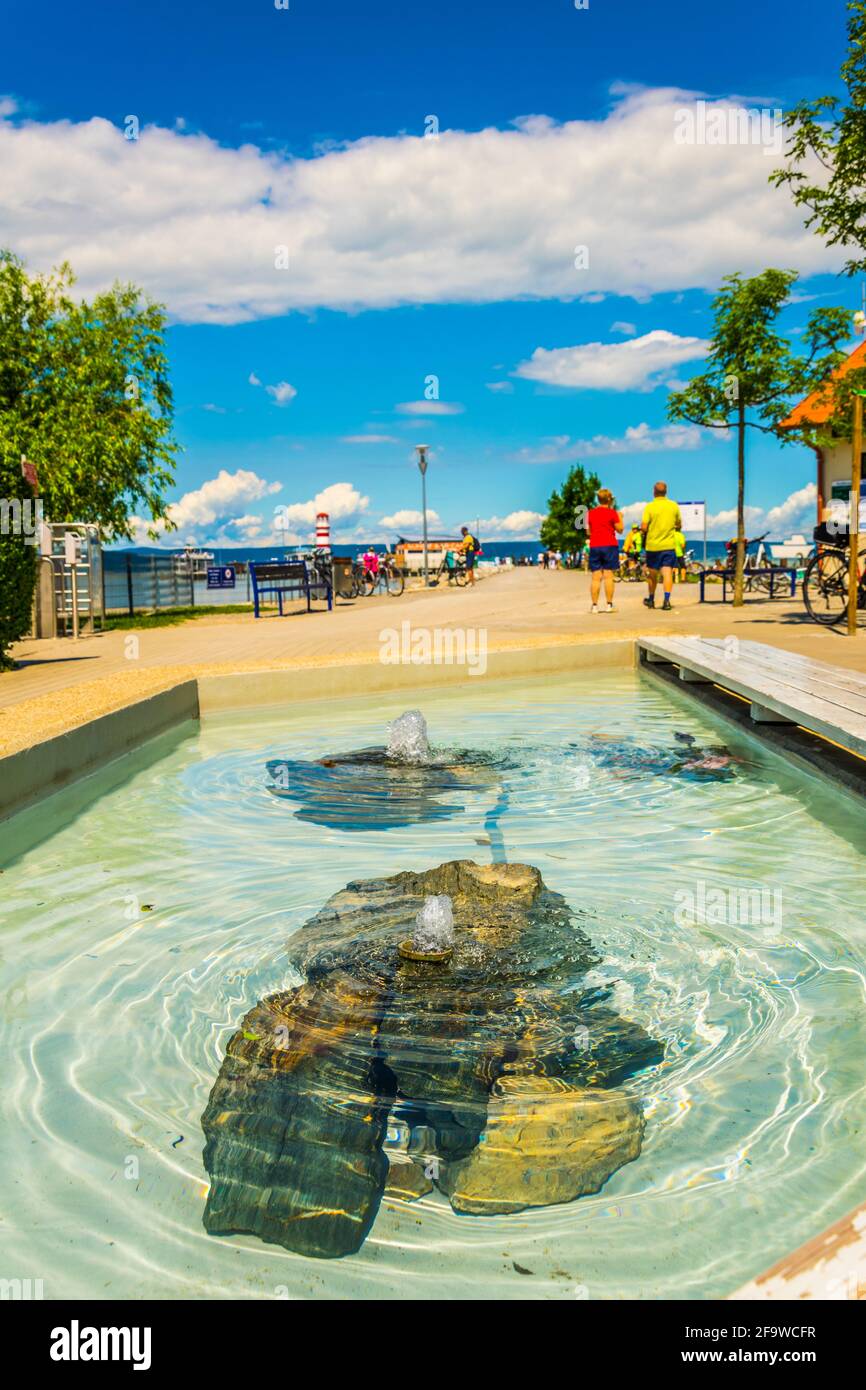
[588,545,620,572]
[645,549,676,570]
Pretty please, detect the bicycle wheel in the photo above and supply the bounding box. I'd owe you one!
[803,549,848,625]
[385,567,404,596]
[454,566,468,587]
[361,571,377,597]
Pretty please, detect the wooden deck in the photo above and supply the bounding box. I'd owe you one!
[637,635,866,762]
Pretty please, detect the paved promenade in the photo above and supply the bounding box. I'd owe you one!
[2,568,864,756]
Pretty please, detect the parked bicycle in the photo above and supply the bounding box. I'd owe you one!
[803,535,866,625]
[354,554,405,597]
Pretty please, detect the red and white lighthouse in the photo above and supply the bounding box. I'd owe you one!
[315,511,331,552]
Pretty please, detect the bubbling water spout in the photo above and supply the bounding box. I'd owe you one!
[413,895,455,954]
[387,710,430,764]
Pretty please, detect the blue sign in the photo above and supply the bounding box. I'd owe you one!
[207,565,236,589]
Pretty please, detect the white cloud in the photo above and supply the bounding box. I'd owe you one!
[765,481,816,531]
[248,372,261,386]
[611,321,637,336]
[125,468,281,544]
[479,510,546,539]
[486,381,515,394]
[395,401,465,416]
[512,421,704,464]
[0,88,839,323]
[274,481,370,532]
[266,380,297,406]
[514,330,709,393]
[341,433,400,444]
[380,508,443,530]
[168,468,281,530]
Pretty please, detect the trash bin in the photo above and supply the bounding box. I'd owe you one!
[331,555,355,599]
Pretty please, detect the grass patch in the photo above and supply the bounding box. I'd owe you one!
[105,604,254,630]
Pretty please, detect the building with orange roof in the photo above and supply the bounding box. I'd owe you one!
[778,339,866,522]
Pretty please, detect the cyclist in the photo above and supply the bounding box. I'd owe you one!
[623,523,643,576]
[673,526,687,582]
[362,546,380,580]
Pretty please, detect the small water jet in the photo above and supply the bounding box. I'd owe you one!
[387,709,430,764]
[399,893,455,962]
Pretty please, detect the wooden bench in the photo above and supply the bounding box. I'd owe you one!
[698,567,797,603]
[249,560,333,618]
[637,635,866,761]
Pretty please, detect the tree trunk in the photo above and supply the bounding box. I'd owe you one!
[733,399,746,608]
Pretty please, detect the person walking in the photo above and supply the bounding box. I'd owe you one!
[459,525,478,585]
[641,481,682,611]
[587,487,623,613]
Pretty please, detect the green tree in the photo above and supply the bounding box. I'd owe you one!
[0,469,38,671]
[540,463,602,554]
[0,251,179,667]
[667,270,851,606]
[771,2,866,279]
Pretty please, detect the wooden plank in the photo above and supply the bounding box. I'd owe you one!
[681,636,866,695]
[682,640,866,720]
[637,636,866,759]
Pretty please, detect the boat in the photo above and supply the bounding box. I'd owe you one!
[172,544,215,578]
[769,533,813,563]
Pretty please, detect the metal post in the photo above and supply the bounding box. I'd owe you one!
[703,504,707,568]
[849,392,863,637]
[126,555,134,617]
[416,444,429,588]
[421,469,429,587]
[70,564,79,641]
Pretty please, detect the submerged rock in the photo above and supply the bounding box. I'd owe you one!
[439,1077,644,1215]
[265,748,505,830]
[201,860,663,1258]
[582,731,738,781]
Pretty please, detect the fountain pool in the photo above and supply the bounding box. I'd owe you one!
[1,669,865,1300]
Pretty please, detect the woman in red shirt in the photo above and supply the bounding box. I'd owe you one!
[586,488,623,613]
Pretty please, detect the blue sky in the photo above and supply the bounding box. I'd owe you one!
[0,0,857,545]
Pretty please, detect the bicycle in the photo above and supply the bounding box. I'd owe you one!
[359,555,405,597]
[802,538,866,626]
[437,552,468,586]
[618,554,645,582]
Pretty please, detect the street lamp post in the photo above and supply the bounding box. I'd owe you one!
[415,445,429,586]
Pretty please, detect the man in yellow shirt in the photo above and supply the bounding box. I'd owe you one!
[641,481,682,611]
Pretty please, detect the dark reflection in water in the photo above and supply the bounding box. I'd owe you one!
[265,747,510,830]
[579,730,739,782]
[201,860,664,1259]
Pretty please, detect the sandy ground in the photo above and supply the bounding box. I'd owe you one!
[2,567,864,756]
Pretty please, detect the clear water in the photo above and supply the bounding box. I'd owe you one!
[1,670,865,1301]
